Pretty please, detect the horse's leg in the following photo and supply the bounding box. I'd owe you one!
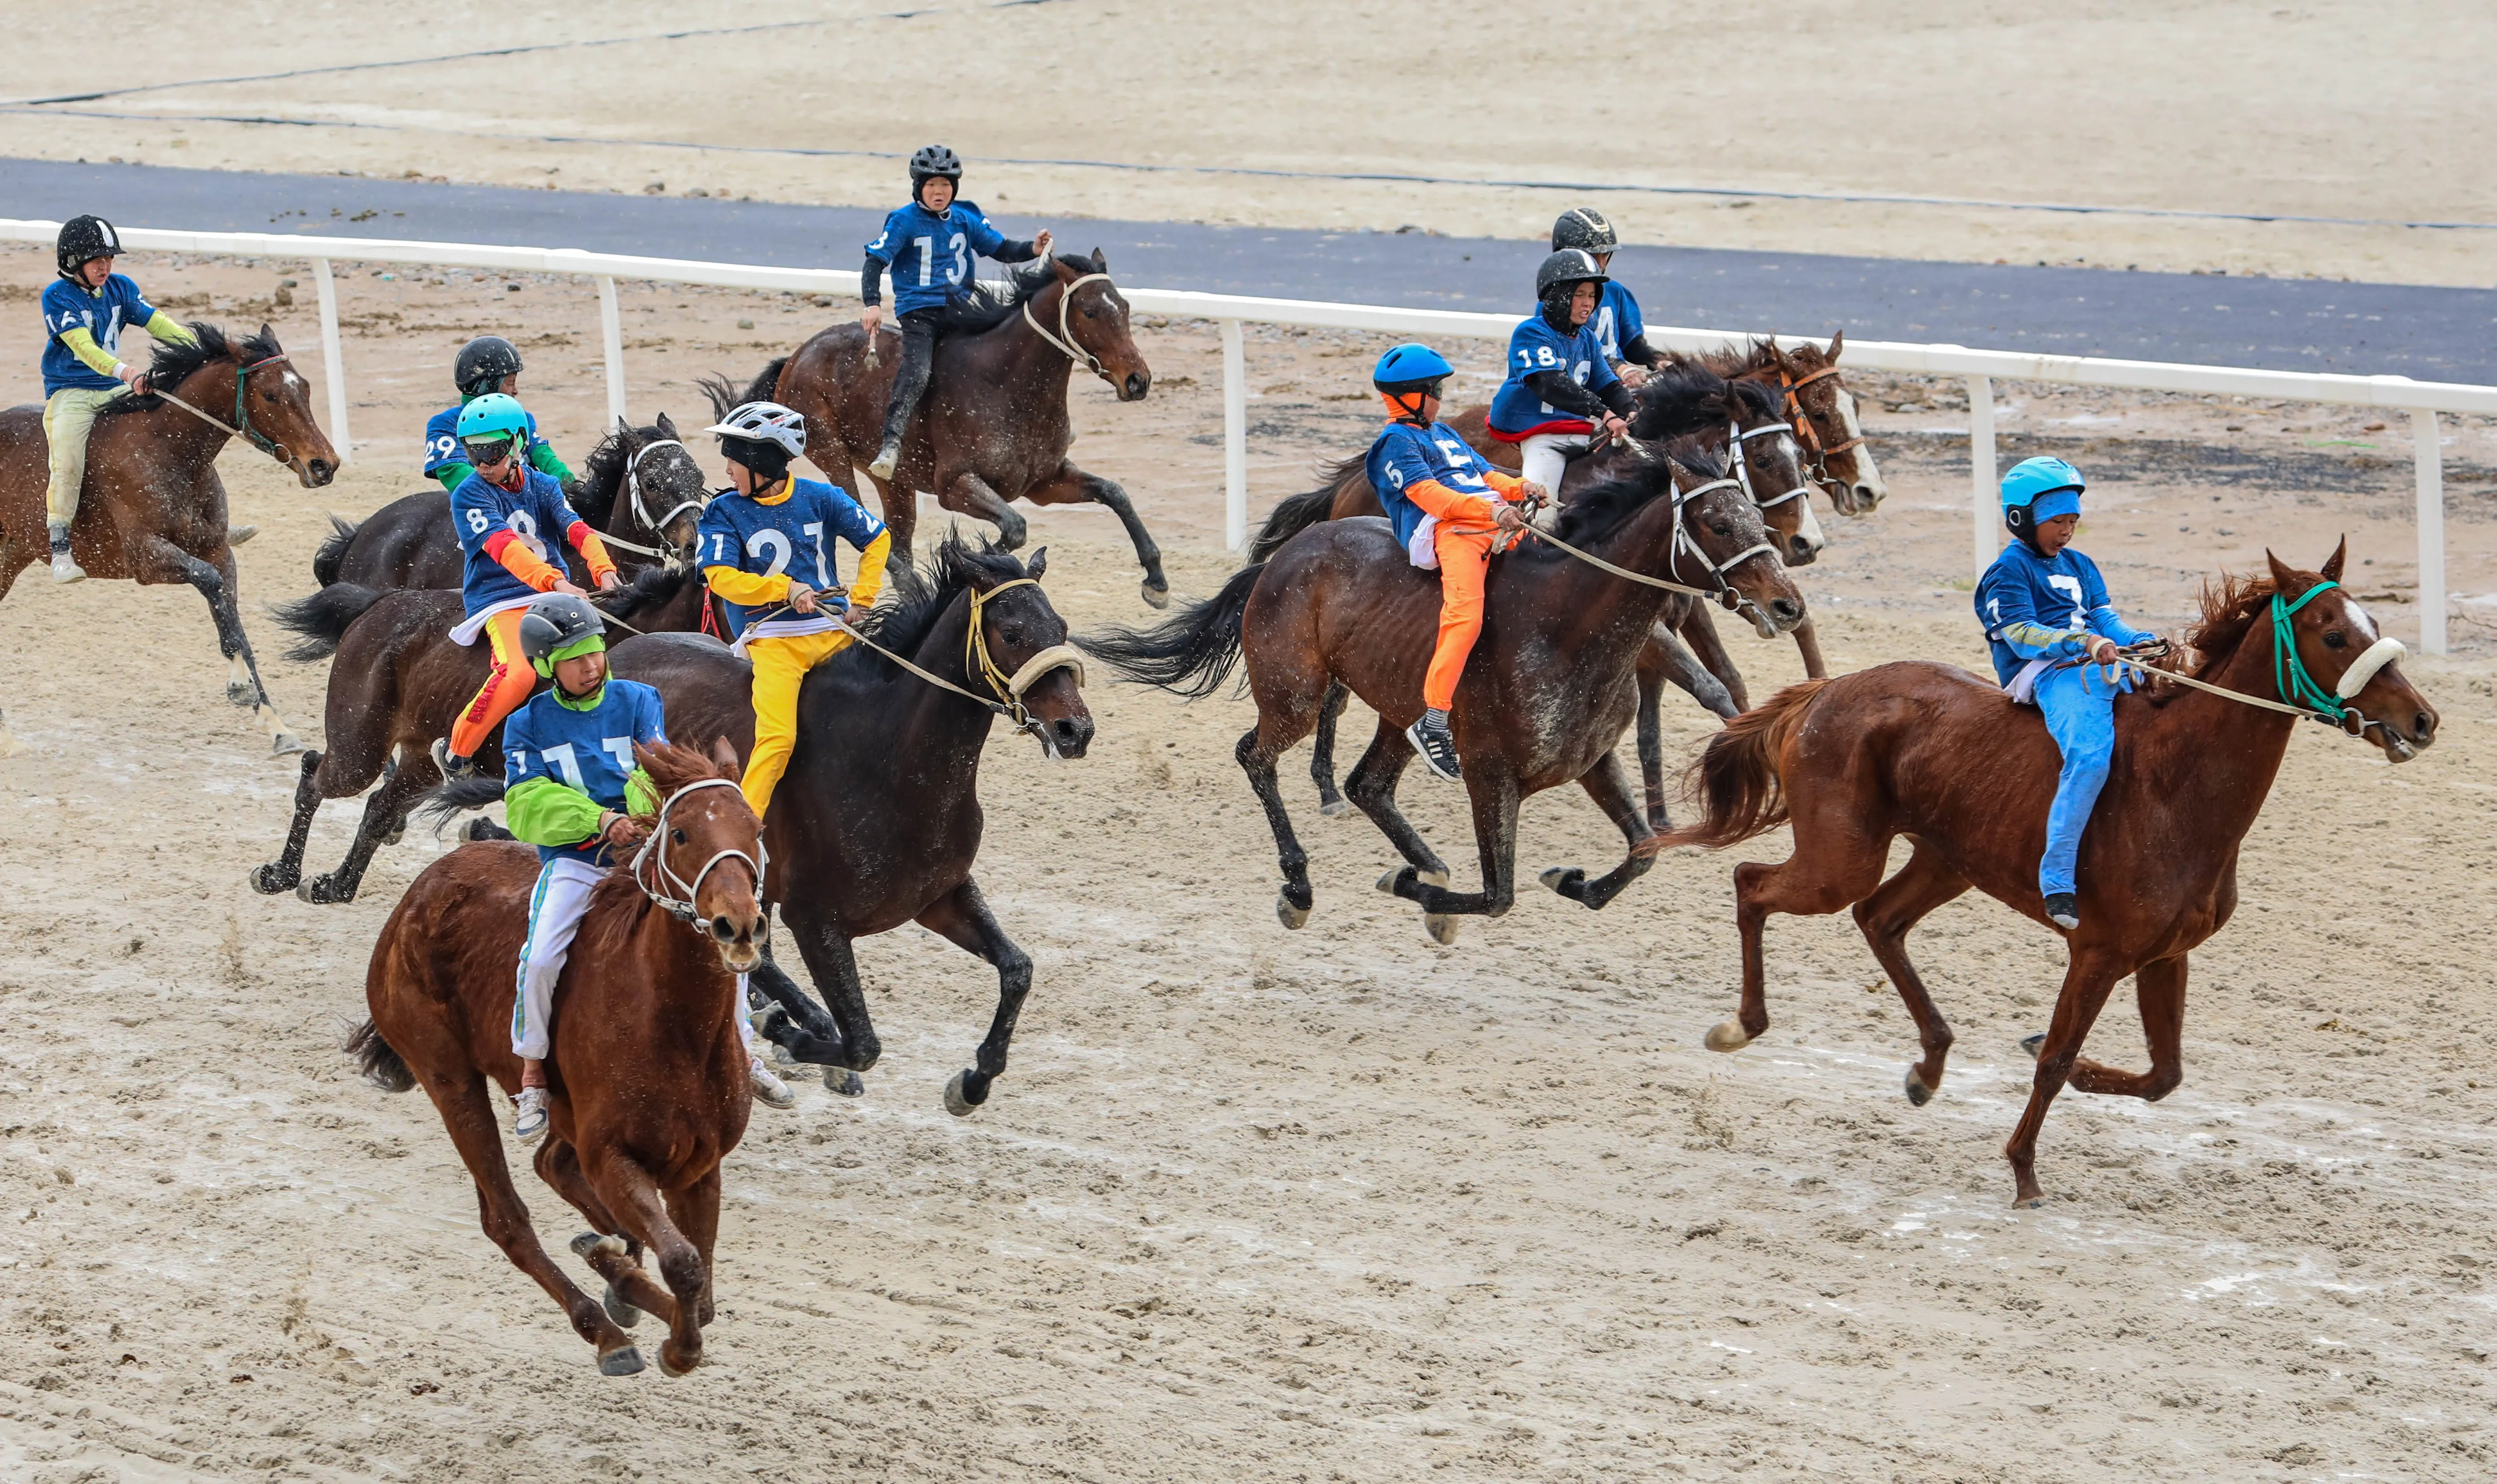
[301,746,432,905]
[2066,954,2188,1101]
[248,750,326,894]
[744,941,853,1077]
[1310,680,1353,818]
[1850,845,1975,1106]
[534,1139,656,1331]
[143,539,302,753]
[1649,621,1739,720]
[1790,615,1830,681]
[1343,717,1450,882]
[1712,822,1894,1052]
[1675,603,1750,714]
[422,1072,640,1374]
[671,1169,724,1328]
[1239,709,1322,929]
[917,877,1032,1116]
[1386,767,1520,940]
[581,1149,708,1376]
[941,470,1027,549]
[1026,463,1168,608]
[1537,751,1656,911]
[2005,948,2131,1206]
[783,911,880,1077]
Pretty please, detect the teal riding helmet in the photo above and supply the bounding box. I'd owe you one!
[2001,456,2085,525]
[454,391,531,452]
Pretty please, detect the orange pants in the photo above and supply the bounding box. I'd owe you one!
[1423,522,1496,712]
[449,608,535,759]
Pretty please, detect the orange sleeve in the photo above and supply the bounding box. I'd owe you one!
[1402,477,1497,526]
[483,529,563,592]
[1480,469,1527,497]
[568,522,617,586]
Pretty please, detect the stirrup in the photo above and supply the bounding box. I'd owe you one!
[1405,717,1462,783]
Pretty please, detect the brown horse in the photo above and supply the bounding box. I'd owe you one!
[1092,443,1805,943]
[0,323,337,754]
[1670,332,1888,516]
[349,740,762,1377]
[713,252,1167,605]
[1662,542,2437,1205]
[251,563,713,904]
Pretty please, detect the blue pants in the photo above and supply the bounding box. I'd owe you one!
[2032,662,2118,898]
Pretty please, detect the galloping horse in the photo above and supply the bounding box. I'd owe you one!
[714,251,1168,606]
[309,415,710,592]
[1670,333,1887,516]
[1092,443,1805,945]
[351,740,763,1377]
[1662,542,2436,1205]
[0,324,336,754]
[251,564,712,904]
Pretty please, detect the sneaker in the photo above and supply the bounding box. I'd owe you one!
[2043,892,2080,931]
[430,736,476,782]
[748,1058,796,1110]
[1405,715,1462,782]
[48,534,84,584]
[513,1086,550,1144]
[867,440,902,481]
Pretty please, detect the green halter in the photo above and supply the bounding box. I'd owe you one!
[2270,579,2345,721]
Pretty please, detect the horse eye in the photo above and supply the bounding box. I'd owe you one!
[1003,626,1025,645]
[2322,630,2348,649]
[1710,521,1732,537]
[671,827,688,845]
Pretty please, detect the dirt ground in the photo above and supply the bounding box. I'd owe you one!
[0,246,2494,1482]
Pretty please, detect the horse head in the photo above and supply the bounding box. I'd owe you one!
[1048,251,1152,402]
[966,544,1095,760]
[599,412,708,560]
[2264,540,2437,762]
[146,323,339,488]
[1773,333,1885,515]
[1553,444,1806,639]
[1722,378,1826,566]
[631,739,766,971]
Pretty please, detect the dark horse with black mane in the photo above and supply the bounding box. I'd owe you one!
[710,251,1168,606]
[307,415,711,594]
[0,323,338,754]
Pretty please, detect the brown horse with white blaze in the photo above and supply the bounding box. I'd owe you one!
[350,740,763,1377]
[1662,543,2436,1205]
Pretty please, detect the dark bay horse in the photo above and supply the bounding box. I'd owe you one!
[307,415,710,593]
[1670,332,1887,516]
[0,324,337,754]
[351,740,762,1377]
[714,251,1168,606]
[1092,444,1805,945]
[251,564,711,904]
[1661,542,2436,1205]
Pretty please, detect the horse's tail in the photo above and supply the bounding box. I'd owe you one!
[413,776,510,833]
[698,358,791,422]
[1082,561,1262,699]
[310,513,359,589]
[1657,679,1832,851]
[344,1019,415,1093]
[269,582,386,663]
[1245,451,1367,565]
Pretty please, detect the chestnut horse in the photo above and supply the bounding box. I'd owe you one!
[1662,542,2437,1205]
[350,740,763,1377]
[713,251,1167,605]
[1669,333,1887,516]
[1092,443,1805,944]
[0,323,337,755]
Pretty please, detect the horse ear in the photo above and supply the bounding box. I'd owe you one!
[259,322,280,349]
[1765,338,1796,375]
[710,736,744,784]
[1091,247,1107,272]
[2264,549,2299,592]
[1026,546,1048,580]
[657,410,678,439]
[2320,535,2348,582]
[1825,328,1845,362]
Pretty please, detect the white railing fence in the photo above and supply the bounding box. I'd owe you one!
[4,219,2485,653]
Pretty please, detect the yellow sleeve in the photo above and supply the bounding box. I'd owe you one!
[704,564,791,606]
[143,312,197,347]
[56,327,123,380]
[845,529,892,611]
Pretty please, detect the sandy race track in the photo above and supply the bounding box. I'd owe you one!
[0,237,2494,1481]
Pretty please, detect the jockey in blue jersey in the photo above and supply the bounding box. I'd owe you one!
[858,145,1056,480]
[1488,250,1638,496]
[1974,457,2156,932]
[1550,208,1664,383]
[420,336,578,497]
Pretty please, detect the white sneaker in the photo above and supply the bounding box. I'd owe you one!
[513,1086,550,1144]
[748,1058,796,1109]
[50,548,85,584]
[867,441,901,481]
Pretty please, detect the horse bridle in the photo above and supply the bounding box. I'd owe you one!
[821,577,1087,749]
[151,353,296,464]
[1724,417,1811,513]
[1777,363,1865,496]
[629,777,767,922]
[1665,473,1781,620]
[1022,273,1117,382]
[598,436,705,562]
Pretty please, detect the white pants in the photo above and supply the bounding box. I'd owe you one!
[1519,431,1593,494]
[514,856,757,1062]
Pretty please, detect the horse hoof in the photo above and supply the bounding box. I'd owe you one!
[570,1231,627,1260]
[602,1282,643,1330]
[248,863,295,896]
[823,1066,865,1097]
[271,733,306,756]
[465,819,514,842]
[227,680,256,707]
[2019,1033,2047,1060]
[1276,892,1309,930]
[297,876,346,906]
[1424,914,1459,947]
[1374,868,1406,897]
[1704,1018,1754,1053]
[1318,797,1351,818]
[658,1345,698,1378]
[1140,581,1171,610]
[943,1070,978,1117]
[1904,1068,1934,1107]
[599,1346,646,1377]
[768,1041,797,1070]
[382,823,407,847]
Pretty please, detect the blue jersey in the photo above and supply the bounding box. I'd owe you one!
[502,679,669,866]
[451,467,589,615]
[866,201,1012,315]
[40,274,160,395]
[424,401,550,478]
[1975,542,2151,686]
[695,478,887,639]
[1588,280,1645,365]
[1489,313,1620,436]
[1364,421,1504,553]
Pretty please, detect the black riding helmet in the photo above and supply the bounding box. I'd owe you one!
[55,215,122,281]
[1535,249,1610,332]
[454,336,524,400]
[517,592,607,677]
[909,144,964,206]
[1550,207,1619,256]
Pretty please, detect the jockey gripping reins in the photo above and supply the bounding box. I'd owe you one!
[150,353,296,464]
[1023,273,1117,380]
[630,777,767,921]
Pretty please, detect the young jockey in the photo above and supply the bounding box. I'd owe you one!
[421,335,578,496]
[432,393,622,783]
[858,144,1055,479]
[1974,457,2155,932]
[1363,343,1539,782]
[39,215,197,583]
[1488,250,1638,496]
[1550,207,1664,382]
[499,593,793,1142]
[696,402,891,820]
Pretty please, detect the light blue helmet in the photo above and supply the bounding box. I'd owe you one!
[454,392,530,444]
[1373,343,1454,391]
[2001,456,2084,528]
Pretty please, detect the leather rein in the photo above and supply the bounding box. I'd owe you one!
[149,353,296,464]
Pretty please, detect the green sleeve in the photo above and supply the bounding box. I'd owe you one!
[435,462,473,496]
[503,776,606,848]
[531,441,575,483]
[624,768,658,817]
[143,311,197,347]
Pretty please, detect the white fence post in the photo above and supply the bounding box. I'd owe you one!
[2414,408,2447,655]
[1222,319,1247,551]
[1967,375,1996,581]
[311,258,350,462]
[597,276,628,428]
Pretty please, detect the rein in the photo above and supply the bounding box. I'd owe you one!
[150,353,295,464]
[818,578,1087,745]
[1022,273,1116,381]
[1498,468,1782,621]
[2102,580,2410,741]
[629,776,766,922]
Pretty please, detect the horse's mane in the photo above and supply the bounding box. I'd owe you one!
[2175,568,2297,680]
[699,362,787,423]
[951,254,1097,335]
[831,533,1028,683]
[600,559,701,621]
[96,323,285,418]
[1673,338,1797,380]
[576,424,642,518]
[1531,437,1727,552]
[1626,367,1777,441]
[634,738,734,799]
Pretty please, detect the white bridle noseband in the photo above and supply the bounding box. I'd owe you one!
[629,777,766,922]
[1022,272,1117,381]
[599,438,705,561]
[1727,418,1811,512]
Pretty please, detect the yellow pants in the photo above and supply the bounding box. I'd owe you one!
[743,627,851,819]
[43,386,122,531]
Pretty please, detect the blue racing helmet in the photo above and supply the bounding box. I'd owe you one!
[1373,343,1454,393]
[2001,457,2084,539]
